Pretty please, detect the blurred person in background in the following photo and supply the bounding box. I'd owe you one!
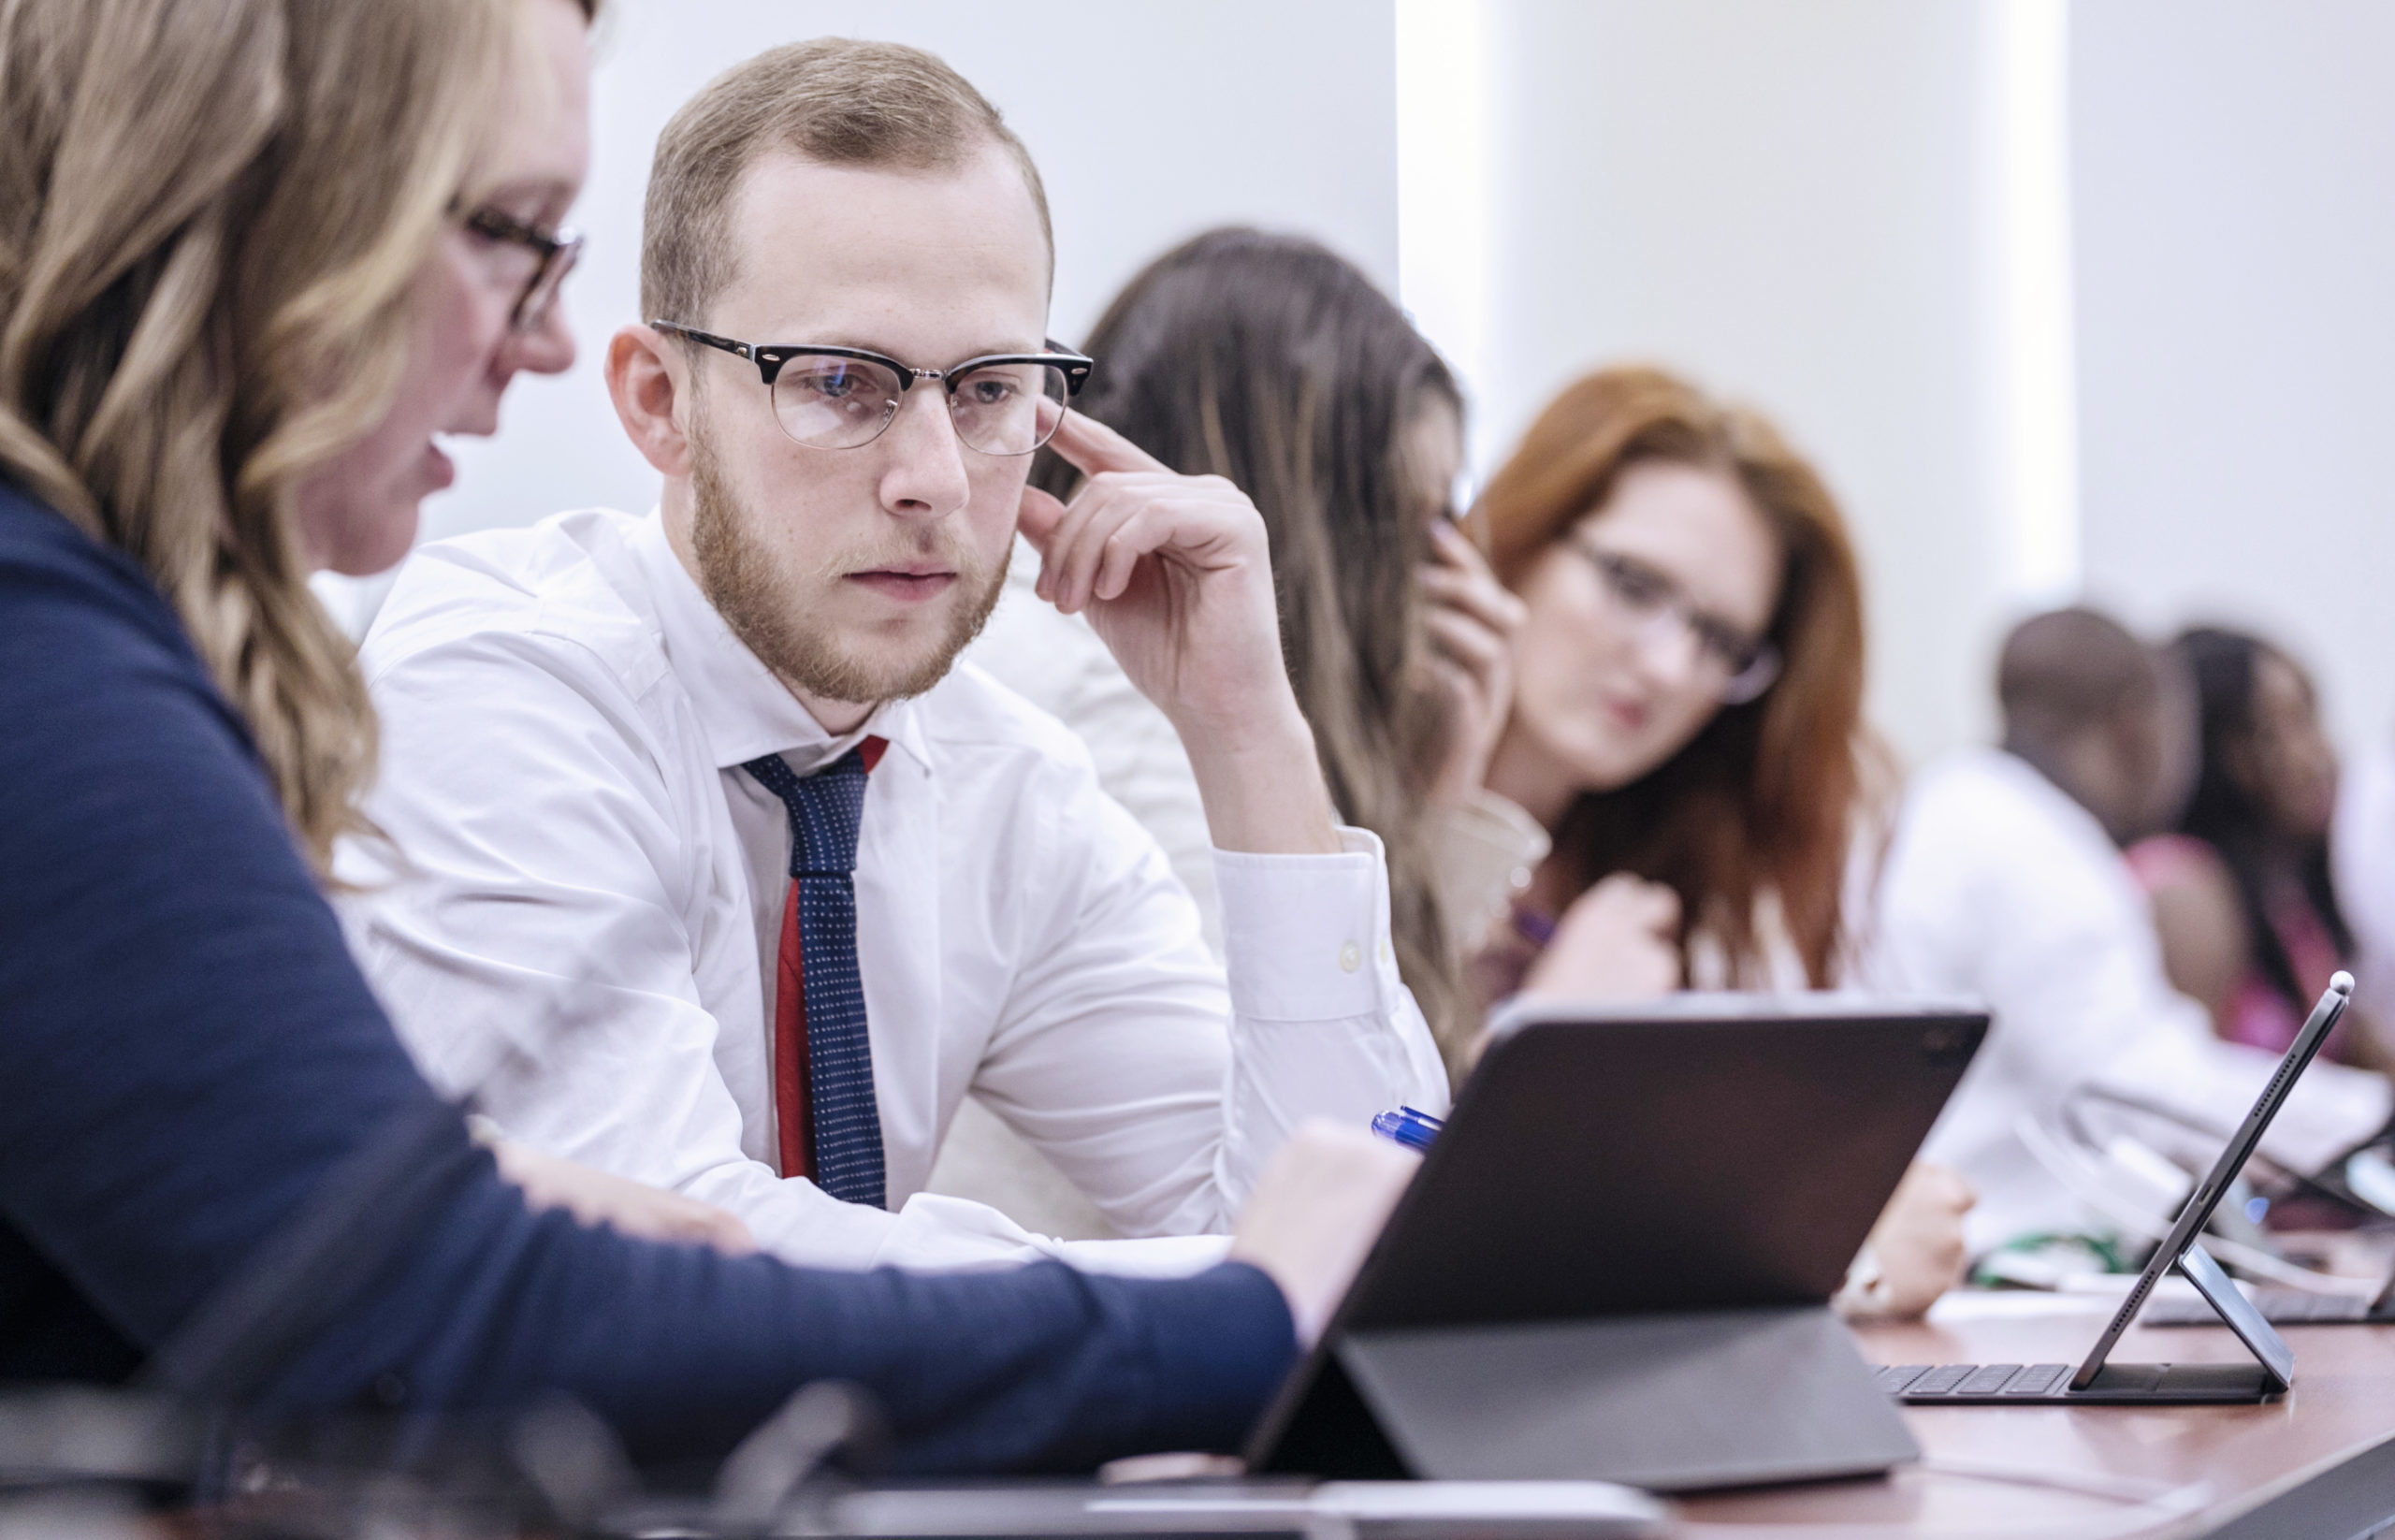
[950,228,1536,1236]
[1875,609,2388,1257]
[0,0,1411,1468]
[1466,365,1967,1318]
[2133,626,2381,1065]
[1472,367,1879,1002]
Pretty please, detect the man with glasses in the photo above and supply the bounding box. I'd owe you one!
[339,38,1448,1271]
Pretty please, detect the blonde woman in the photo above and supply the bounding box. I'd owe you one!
[0,0,1405,1465]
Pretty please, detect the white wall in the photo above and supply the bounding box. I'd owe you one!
[328,0,2395,777]
[406,0,1399,550]
[1419,0,2025,767]
[2072,0,2395,757]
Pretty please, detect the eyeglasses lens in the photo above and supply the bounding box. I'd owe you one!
[773,357,907,449]
[512,236,580,334]
[949,362,1069,456]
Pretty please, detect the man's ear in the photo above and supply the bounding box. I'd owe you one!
[606,325,695,477]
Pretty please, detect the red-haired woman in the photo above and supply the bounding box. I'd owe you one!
[1469,365,1969,1315]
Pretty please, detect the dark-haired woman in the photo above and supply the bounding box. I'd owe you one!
[2133,628,2382,1065]
[1466,365,1969,1316]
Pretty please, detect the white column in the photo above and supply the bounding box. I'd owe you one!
[1396,0,1494,483]
[1981,0,2082,608]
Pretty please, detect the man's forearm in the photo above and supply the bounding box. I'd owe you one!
[1179,703,1342,855]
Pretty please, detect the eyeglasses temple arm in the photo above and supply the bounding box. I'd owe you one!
[649,321,750,361]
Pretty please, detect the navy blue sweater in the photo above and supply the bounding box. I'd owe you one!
[0,483,1293,1468]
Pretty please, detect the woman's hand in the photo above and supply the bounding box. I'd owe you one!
[492,1138,757,1255]
[1840,1162,1974,1320]
[1230,1122,1419,1347]
[1417,520,1529,809]
[1521,873,1683,1000]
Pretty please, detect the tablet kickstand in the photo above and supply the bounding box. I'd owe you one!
[2167,1241,2295,1394]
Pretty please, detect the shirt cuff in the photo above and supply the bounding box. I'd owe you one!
[1212,825,1402,1023]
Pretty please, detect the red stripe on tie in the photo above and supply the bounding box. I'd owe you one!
[772,877,814,1181]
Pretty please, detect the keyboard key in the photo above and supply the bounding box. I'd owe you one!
[1905,1365,1971,1396]
[1876,1365,1931,1393]
[2000,1364,2070,1395]
[1956,1364,2023,1396]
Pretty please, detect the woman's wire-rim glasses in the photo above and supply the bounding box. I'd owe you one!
[460,206,582,334]
[651,320,1093,457]
[1569,537,1784,705]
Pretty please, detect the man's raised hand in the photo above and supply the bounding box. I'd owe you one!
[1018,413,1287,734]
[1019,412,1338,853]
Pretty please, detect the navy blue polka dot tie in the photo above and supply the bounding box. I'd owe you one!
[742,738,887,1209]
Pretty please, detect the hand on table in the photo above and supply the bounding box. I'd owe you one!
[1230,1121,1419,1348]
[1843,1161,1975,1321]
[1019,413,1337,854]
[492,1138,756,1255]
[1521,874,1684,1001]
[1417,519,1527,809]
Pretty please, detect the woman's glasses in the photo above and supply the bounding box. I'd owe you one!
[459,206,581,334]
[1569,538,1783,705]
[651,321,1093,457]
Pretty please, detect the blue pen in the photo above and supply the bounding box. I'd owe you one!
[1370,1105,1444,1152]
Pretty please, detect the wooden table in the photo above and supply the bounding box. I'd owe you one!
[1673,1297,2395,1537]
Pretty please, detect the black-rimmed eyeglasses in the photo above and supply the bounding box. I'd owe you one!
[652,321,1093,457]
[460,206,582,334]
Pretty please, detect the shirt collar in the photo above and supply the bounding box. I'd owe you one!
[628,508,931,776]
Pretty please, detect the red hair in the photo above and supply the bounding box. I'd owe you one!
[1474,366,1869,985]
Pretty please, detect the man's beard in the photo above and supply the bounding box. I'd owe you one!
[688,431,1009,707]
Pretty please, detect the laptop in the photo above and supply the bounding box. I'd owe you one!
[1245,995,1987,1492]
[1882,973,2355,1405]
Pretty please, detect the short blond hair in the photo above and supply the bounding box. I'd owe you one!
[641,38,1052,326]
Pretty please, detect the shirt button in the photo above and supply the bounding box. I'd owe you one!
[1339,941,1362,974]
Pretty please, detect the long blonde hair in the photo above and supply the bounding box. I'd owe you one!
[0,0,562,873]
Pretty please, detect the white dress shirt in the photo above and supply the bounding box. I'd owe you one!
[339,506,1449,1272]
[949,544,1544,1237]
[1872,748,2389,1253]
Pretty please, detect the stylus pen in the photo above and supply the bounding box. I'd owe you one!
[1371,1105,1444,1152]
